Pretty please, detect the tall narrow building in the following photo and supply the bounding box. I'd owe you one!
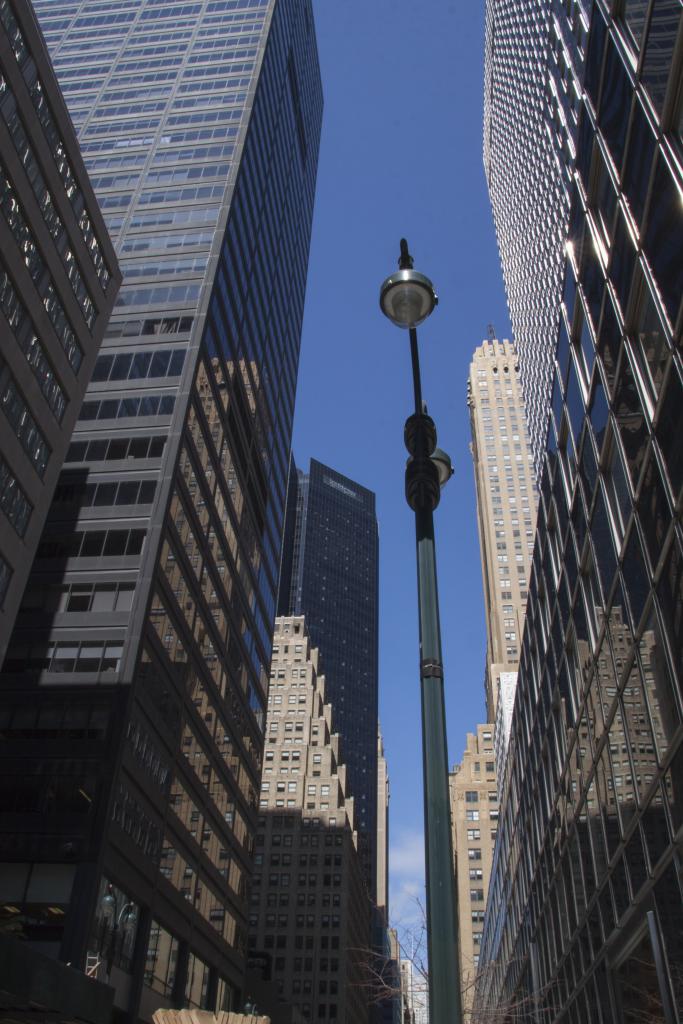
[449,727,499,1021]
[0,0,119,662]
[468,337,538,721]
[376,729,389,926]
[477,1,683,1021]
[279,458,379,896]
[249,616,370,1024]
[0,0,322,1018]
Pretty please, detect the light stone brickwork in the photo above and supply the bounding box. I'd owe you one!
[376,729,389,925]
[467,337,538,721]
[449,728,499,1022]
[248,616,370,1024]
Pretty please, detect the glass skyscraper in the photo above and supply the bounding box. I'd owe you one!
[0,0,322,1017]
[477,1,682,1021]
[279,458,379,897]
[484,0,588,475]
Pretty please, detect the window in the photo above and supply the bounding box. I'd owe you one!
[91,348,186,383]
[1,377,50,477]
[467,829,481,841]
[0,458,31,536]
[465,791,478,803]
[466,810,480,821]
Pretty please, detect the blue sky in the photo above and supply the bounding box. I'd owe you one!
[292,1,512,929]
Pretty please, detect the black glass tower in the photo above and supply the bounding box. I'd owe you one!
[0,0,322,1017]
[477,1,683,1021]
[279,458,380,896]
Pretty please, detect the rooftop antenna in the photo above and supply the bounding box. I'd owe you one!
[487,323,496,341]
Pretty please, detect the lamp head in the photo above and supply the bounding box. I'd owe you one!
[101,887,116,917]
[431,448,454,487]
[379,268,438,329]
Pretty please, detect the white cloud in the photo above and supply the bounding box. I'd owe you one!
[390,828,425,878]
[389,829,426,931]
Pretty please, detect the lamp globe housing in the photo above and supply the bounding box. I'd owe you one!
[431,447,454,487]
[379,268,438,329]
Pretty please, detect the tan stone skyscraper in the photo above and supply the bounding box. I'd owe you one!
[248,616,370,1024]
[467,337,538,721]
[448,338,536,1017]
[376,728,389,926]
[449,727,499,1020]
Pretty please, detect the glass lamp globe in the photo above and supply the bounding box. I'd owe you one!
[101,890,116,918]
[379,269,438,329]
[431,448,454,487]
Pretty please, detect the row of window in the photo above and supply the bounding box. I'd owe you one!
[92,348,186,383]
[1,373,50,477]
[79,392,175,421]
[66,434,166,464]
[114,282,201,309]
[53,477,157,509]
[0,87,82,371]
[0,1,110,286]
[0,553,10,604]
[121,254,208,282]
[0,454,31,536]
[37,527,146,560]
[25,67,110,287]
[120,230,213,256]
[104,315,193,338]
[4,639,123,674]
[0,268,66,420]
[22,580,135,614]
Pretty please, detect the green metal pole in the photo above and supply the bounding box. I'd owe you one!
[414,500,462,1024]
[403,322,461,1024]
[391,240,461,1023]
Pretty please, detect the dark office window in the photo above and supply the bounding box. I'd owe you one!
[614,929,668,1023]
[622,99,656,226]
[655,365,683,498]
[609,213,637,318]
[613,354,648,486]
[597,291,623,395]
[584,7,607,107]
[622,0,650,51]
[643,154,683,327]
[599,37,632,170]
[641,0,681,115]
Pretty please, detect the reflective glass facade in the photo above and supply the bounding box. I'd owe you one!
[279,458,379,897]
[484,0,588,476]
[0,0,322,1017]
[476,2,683,1021]
[0,0,119,661]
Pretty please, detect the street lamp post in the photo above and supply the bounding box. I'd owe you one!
[380,239,462,1024]
[101,883,136,978]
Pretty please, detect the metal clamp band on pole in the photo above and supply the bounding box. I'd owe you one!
[421,658,444,679]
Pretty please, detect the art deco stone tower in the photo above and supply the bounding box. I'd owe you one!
[249,616,370,1024]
